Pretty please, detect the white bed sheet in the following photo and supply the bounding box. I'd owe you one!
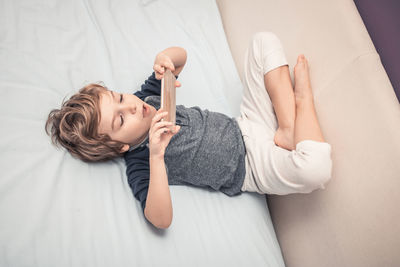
[0,0,285,266]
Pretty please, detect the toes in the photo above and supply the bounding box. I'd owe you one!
[296,55,309,70]
[296,55,304,66]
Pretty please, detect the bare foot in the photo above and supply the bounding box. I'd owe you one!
[274,126,295,151]
[294,54,313,101]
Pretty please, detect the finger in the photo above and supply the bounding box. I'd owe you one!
[153,63,159,72]
[155,64,167,77]
[150,120,172,136]
[171,125,180,134]
[151,111,168,128]
[153,66,162,80]
[153,64,163,73]
[149,110,166,133]
[154,126,170,139]
[156,73,163,80]
[175,80,181,87]
[163,125,180,139]
[154,62,165,73]
[159,60,174,72]
[166,61,175,71]
[152,110,167,124]
[151,121,173,133]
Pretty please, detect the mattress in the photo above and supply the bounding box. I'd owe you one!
[0,0,285,266]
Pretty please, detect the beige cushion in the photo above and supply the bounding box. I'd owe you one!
[216,0,400,266]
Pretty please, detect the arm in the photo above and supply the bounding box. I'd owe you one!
[143,51,184,228]
[144,154,172,229]
[144,110,180,229]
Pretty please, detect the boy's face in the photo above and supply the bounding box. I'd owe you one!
[98,90,156,153]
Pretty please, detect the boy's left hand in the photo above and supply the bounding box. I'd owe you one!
[153,53,181,87]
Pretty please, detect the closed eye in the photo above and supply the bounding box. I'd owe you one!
[120,94,124,126]
[120,114,124,126]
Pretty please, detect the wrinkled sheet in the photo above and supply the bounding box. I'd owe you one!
[0,0,285,266]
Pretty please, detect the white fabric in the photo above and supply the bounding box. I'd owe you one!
[237,32,333,195]
[0,0,285,266]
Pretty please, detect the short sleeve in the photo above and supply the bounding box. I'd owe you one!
[124,145,150,214]
[134,71,179,100]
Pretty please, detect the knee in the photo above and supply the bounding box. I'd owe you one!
[293,143,333,193]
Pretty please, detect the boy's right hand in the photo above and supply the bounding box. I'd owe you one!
[149,109,180,158]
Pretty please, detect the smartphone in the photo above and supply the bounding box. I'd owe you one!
[160,69,176,127]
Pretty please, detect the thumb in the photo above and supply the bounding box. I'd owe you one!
[167,61,175,71]
[173,125,180,133]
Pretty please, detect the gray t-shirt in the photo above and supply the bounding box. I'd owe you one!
[124,72,246,213]
[145,95,246,195]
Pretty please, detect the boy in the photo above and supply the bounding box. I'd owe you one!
[45,32,332,229]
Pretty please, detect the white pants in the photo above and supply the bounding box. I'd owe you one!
[237,32,333,195]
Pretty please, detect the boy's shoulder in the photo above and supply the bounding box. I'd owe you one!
[124,142,149,165]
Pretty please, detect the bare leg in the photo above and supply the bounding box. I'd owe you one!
[264,65,296,150]
[293,54,325,143]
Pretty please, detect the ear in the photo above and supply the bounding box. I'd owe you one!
[120,144,130,153]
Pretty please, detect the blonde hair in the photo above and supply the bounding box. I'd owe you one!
[45,83,126,162]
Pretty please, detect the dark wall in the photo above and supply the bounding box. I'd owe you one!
[353,0,400,102]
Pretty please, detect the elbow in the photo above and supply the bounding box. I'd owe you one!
[182,47,187,58]
[150,217,172,229]
[144,207,172,229]
[155,219,172,229]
